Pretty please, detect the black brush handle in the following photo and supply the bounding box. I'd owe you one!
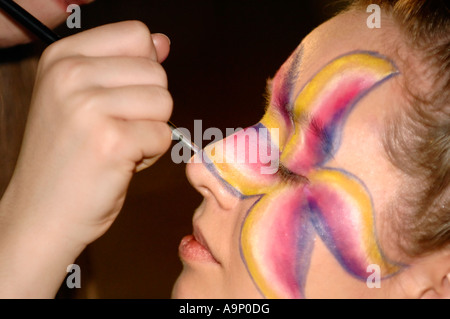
[0,0,60,44]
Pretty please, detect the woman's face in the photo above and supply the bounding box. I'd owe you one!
[172,10,408,298]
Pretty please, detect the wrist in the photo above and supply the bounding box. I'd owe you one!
[0,189,86,298]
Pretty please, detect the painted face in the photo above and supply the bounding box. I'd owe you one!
[173,11,407,299]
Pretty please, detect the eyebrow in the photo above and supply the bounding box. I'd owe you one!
[265,45,304,122]
[264,46,334,158]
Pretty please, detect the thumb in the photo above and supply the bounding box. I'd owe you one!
[152,33,171,63]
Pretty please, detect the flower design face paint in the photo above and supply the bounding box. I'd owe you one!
[200,50,403,298]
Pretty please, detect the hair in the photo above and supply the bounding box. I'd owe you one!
[346,0,449,258]
[0,45,39,197]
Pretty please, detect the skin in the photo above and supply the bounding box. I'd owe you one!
[0,3,448,298]
[172,10,450,298]
[0,0,171,54]
[0,2,172,297]
[0,0,93,48]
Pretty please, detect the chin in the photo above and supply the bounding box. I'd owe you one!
[171,271,213,299]
[171,272,188,299]
[172,268,265,299]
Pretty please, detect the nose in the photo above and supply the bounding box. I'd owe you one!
[185,151,242,211]
[185,123,281,210]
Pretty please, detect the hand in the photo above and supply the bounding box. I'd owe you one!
[0,21,172,297]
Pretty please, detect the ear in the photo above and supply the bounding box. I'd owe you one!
[399,248,450,299]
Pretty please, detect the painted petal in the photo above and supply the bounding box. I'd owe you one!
[282,52,398,174]
[240,185,314,298]
[260,111,291,151]
[306,168,402,278]
[202,123,281,196]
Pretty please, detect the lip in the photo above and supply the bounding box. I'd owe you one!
[178,228,220,264]
[56,0,94,10]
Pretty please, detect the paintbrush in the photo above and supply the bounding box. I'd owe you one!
[0,0,199,154]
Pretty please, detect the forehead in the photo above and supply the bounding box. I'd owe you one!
[283,10,396,97]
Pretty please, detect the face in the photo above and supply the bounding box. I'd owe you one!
[172,10,409,298]
[0,0,94,48]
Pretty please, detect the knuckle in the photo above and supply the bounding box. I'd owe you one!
[148,123,172,156]
[68,93,97,125]
[68,104,123,159]
[72,89,101,113]
[40,45,56,68]
[40,41,63,67]
[99,127,123,158]
[119,21,157,58]
[39,37,73,68]
[156,88,173,119]
[161,126,173,150]
[156,125,173,156]
[90,120,124,159]
[148,62,168,87]
[47,57,89,88]
[125,20,152,43]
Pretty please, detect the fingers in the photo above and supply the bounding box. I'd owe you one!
[152,33,171,63]
[91,85,173,121]
[32,20,174,174]
[42,21,162,63]
[38,54,172,122]
[118,120,172,169]
[46,56,168,90]
[130,120,172,159]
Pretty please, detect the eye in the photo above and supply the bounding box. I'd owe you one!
[278,162,309,185]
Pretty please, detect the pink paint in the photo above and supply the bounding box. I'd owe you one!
[203,51,402,298]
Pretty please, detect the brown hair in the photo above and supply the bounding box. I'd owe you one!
[0,45,39,197]
[348,0,449,257]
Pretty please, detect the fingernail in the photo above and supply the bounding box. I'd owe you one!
[156,33,171,46]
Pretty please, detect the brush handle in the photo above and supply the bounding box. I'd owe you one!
[0,0,60,44]
[168,121,200,153]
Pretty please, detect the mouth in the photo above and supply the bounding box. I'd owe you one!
[56,0,95,11]
[178,226,220,265]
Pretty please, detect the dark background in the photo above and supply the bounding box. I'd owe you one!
[50,0,343,298]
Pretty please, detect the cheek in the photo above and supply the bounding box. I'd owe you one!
[240,168,403,299]
[240,185,313,299]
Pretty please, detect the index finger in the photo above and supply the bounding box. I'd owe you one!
[43,21,158,61]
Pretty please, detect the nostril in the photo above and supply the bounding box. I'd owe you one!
[186,156,241,211]
[196,185,212,199]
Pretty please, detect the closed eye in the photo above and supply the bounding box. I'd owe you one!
[278,162,309,185]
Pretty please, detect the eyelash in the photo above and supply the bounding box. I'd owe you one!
[297,115,335,160]
[277,162,309,185]
[309,118,332,151]
[263,89,310,185]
